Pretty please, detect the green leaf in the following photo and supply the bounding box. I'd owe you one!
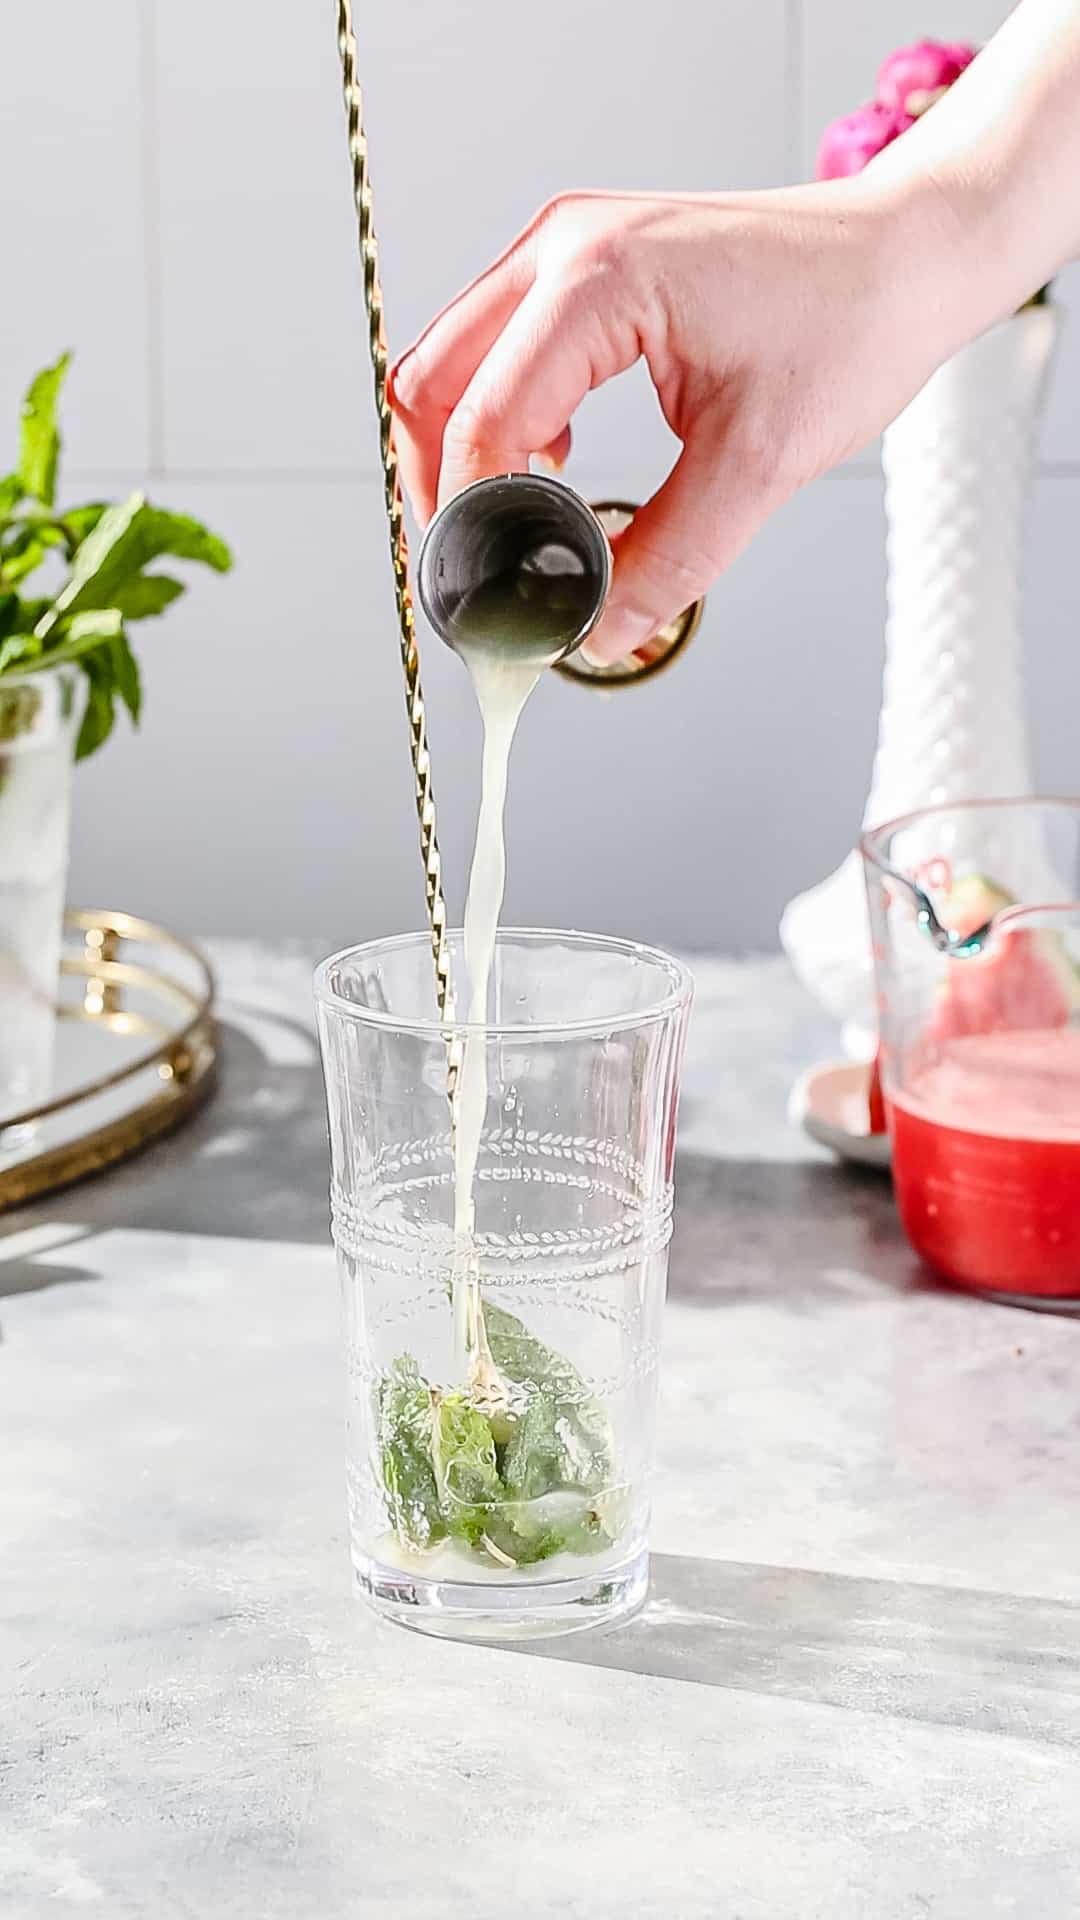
[431,1392,504,1547]
[111,573,185,620]
[0,594,50,667]
[484,1302,614,1497]
[2,515,66,551]
[137,506,232,574]
[60,503,107,551]
[0,474,22,519]
[377,1355,444,1553]
[483,1327,616,1567]
[0,631,39,675]
[378,1328,619,1569]
[500,1385,565,1502]
[485,1489,608,1566]
[17,353,70,507]
[110,632,141,721]
[75,655,116,761]
[35,493,144,638]
[40,495,231,637]
[67,608,125,644]
[40,608,124,663]
[0,518,65,585]
[2,542,48,585]
[8,597,50,637]
[7,607,125,678]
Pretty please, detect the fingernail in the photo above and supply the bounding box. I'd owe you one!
[535,449,565,476]
[583,607,656,666]
[388,351,415,408]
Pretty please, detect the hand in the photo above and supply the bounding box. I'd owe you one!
[389,181,967,662]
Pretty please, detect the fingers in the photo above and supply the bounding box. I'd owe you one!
[536,425,573,473]
[428,280,588,506]
[394,345,569,519]
[389,221,542,524]
[390,197,633,520]
[435,276,640,508]
[391,269,530,524]
[582,425,783,664]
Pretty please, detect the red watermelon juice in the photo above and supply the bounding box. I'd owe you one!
[890,1028,1080,1298]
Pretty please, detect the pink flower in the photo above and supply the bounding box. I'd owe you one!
[876,40,977,117]
[816,101,912,181]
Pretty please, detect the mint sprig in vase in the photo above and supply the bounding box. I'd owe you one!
[0,354,231,1134]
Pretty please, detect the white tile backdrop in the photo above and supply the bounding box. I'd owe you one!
[3,1,1077,950]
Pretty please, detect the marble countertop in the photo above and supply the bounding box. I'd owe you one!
[3,945,1080,1918]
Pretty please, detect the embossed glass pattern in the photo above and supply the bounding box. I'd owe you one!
[315,929,692,1640]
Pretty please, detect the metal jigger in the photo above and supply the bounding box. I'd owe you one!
[417,475,704,683]
[555,501,705,688]
[416,473,612,663]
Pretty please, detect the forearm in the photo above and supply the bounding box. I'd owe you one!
[867,0,1080,339]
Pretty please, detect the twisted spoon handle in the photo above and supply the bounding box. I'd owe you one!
[334,0,456,1040]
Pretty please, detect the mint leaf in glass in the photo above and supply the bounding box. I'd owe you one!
[431,1392,504,1548]
[377,1355,444,1553]
[484,1302,614,1496]
[377,1320,619,1570]
[487,1489,609,1566]
[499,1383,563,1502]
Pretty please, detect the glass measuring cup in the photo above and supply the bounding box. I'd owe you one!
[315,928,692,1639]
[863,799,1080,1305]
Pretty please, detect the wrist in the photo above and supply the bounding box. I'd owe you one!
[853,162,1039,355]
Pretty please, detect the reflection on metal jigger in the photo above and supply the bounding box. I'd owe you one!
[554,501,705,688]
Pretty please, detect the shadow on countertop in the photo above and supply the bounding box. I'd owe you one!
[0,1233,106,1304]
[503,1549,1080,1750]
[669,1149,925,1306]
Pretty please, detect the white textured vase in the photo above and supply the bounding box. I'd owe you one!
[779,303,1059,1058]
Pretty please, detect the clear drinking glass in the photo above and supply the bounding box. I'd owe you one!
[0,669,81,1139]
[315,928,693,1640]
[863,798,1080,1304]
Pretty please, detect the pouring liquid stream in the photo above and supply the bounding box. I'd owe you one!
[449,567,588,1402]
[451,646,542,1403]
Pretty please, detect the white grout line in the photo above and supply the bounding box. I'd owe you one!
[138,0,166,479]
[56,461,1080,489]
[61,467,386,487]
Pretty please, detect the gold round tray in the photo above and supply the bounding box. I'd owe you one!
[0,910,217,1212]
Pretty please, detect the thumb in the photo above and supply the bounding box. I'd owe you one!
[582,430,774,665]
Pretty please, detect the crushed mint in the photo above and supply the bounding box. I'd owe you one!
[375,1306,617,1568]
